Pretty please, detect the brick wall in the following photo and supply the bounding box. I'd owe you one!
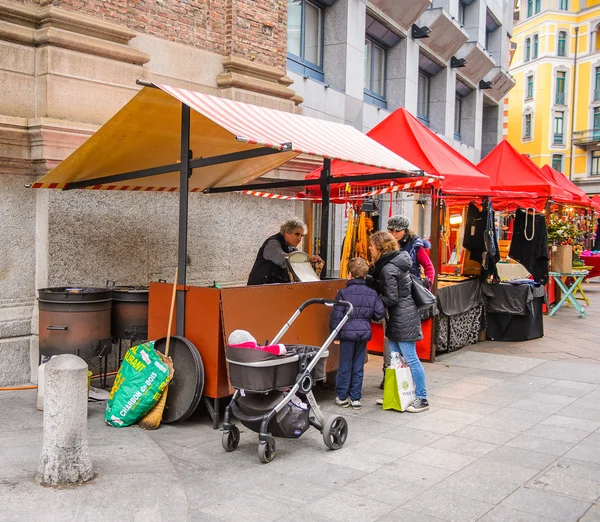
[12,0,288,70]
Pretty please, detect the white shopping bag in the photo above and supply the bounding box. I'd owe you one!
[382,358,416,412]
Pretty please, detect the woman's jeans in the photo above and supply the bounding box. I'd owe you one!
[388,340,427,399]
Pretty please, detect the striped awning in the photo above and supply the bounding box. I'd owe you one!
[29,83,421,192]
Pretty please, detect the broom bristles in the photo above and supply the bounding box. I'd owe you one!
[138,387,169,430]
[138,352,174,430]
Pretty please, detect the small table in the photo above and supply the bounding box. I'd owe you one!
[548,271,589,318]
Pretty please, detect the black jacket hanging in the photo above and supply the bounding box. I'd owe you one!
[508,209,549,285]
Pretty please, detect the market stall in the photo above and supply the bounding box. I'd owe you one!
[28,81,422,425]
[303,108,496,360]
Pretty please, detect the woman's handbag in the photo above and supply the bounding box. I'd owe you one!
[410,275,438,320]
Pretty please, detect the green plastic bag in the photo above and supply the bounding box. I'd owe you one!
[105,341,171,427]
[382,366,416,412]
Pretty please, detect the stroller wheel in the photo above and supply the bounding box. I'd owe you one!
[257,438,276,463]
[323,415,348,450]
[222,426,240,452]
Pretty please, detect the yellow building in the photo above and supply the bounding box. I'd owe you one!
[508,0,600,194]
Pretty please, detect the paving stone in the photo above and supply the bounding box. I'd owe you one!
[378,426,445,446]
[323,444,394,472]
[422,408,484,425]
[525,361,600,385]
[304,490,396,522]
[499,487,592,521]
[529,460,600,502]
[580,504,600,521]
[564,433,600,465]
[435,460,538,504]
[472,407,549,434]
[480,445,558,471]
[508,398,569,415]
[428,435,499,458]
[401,446,477,472]
[443,352,545,374]
[542,380,599,397]
[376,507,446,521]
[526,424,591,444]
[402,416,467,435]
[199,491,294,522]
[539,414,600,433]
[342,470,427,507]
[427,382,490,400]
[452,425,518,445]
[504,433,577,456]
[557,402,600,421]
[403,485,495,522]
[478,506,554,521]
[466,389,521,407]
[508,375,557,387]
[377,459,455,488]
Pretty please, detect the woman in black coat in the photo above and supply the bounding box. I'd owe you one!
[369,231,429,413]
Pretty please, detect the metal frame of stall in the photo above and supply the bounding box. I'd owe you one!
[30,79,436,427]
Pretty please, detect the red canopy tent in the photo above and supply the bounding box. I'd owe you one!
[593,195,600,211]
[305,108,492,196]
[477,140,572,210]
[540,164,594,208]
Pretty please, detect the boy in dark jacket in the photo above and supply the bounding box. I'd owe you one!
[330,257,385,410]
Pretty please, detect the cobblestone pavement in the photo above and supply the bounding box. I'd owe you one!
[2,283,600,521]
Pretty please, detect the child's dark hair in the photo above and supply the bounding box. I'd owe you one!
[348,257,369,278]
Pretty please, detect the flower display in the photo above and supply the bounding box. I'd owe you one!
[547,213,583,246]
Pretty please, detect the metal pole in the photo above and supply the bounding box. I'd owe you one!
[176,103,191,337]
[428,189,441,363]
[319,158,331,279]
[569,26,579,181]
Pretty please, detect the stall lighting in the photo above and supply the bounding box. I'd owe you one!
[449,214,463,225]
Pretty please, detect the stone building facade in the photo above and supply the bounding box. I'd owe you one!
[0,0,514,385]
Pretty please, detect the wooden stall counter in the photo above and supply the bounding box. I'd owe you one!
[148,279,346,405]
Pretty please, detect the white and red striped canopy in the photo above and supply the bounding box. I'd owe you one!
[30,83,420,192]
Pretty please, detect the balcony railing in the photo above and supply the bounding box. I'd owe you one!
[553,134,564,145]
[594,89,600,102]
[572,129,600,147]
[555,92,566,105]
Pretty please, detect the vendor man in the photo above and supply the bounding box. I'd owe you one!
[247,218,322,285]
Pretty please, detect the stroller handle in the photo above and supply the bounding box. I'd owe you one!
[271,298,354,346]
[298,298,353,313]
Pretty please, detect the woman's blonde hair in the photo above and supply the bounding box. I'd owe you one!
[370,231,399,255]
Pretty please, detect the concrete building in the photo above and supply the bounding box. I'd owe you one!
[507,0,600,195]
[0,0,514,385]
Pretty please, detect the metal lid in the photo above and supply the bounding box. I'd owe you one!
[154,336,204,423]
[112,286,149,302]
[38,287,113,303]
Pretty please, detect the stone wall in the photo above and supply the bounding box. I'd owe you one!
[0,0,302,385]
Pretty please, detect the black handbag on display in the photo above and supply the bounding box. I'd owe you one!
[409,275,438,320]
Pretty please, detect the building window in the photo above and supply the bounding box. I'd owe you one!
[287,0,324,81]
[594,67,600,102]
[558,31,567,57]
[364,38,386,107]
[556,71,566,105]
[418,71,430,127]
[533,34,539,59]
[592,151,600,176]
[454,97,462,140]
[458,1,466,25]
[526,75,534,99]
[554,112,564,144]
[552,154,563,172]
[559,0,569,10]
[525,37,531,62]
[535,0,541,13]
[594,107,600,139]
[524,113,532,139]
[527,0,533,17]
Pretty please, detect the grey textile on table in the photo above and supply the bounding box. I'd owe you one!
[482,281,547,316]
[436,279,483,316]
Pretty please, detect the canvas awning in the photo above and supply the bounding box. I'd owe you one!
[29,83,420,192]
[305,108,492,195]
[541,164,594,208]
[478,140,571,207]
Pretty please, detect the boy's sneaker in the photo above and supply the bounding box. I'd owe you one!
[335,396,350,408]
[406,398,429,413]
[350,399,361,410]
[376,398,384,405]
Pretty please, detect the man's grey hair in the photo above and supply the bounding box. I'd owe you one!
[280,218,307,235]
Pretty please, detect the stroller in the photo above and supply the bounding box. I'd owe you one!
[222,298,353,463]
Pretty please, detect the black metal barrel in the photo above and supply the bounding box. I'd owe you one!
[38,287,112,358]
[111,286,149,340]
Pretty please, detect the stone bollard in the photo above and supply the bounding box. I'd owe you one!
[37,354,94,486]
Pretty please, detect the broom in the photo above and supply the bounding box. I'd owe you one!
[139,268,178,430]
